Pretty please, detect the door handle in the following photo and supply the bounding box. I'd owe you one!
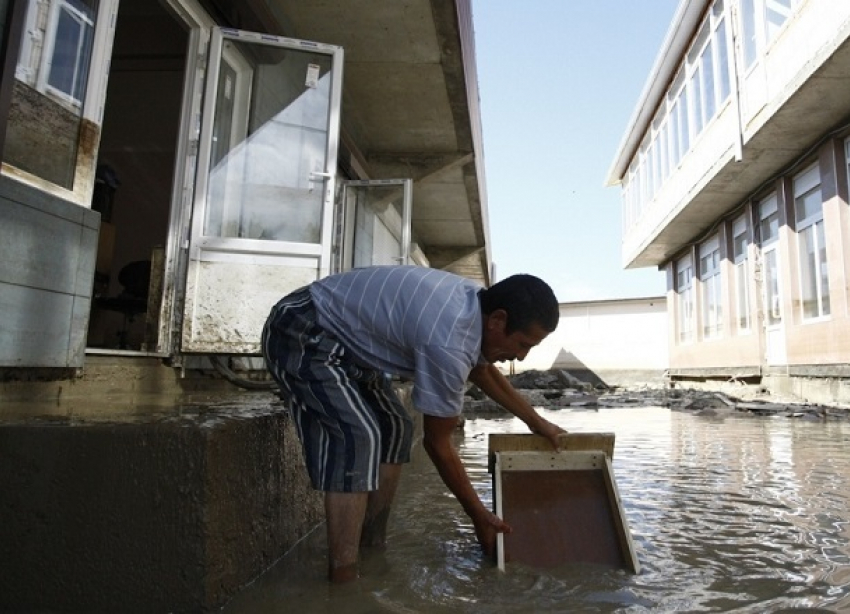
[308,171,332,192]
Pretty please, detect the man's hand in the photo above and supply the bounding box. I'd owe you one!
[471,508,512,558]
[531,417,566,451]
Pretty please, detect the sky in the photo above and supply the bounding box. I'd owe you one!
[472,1,681,302]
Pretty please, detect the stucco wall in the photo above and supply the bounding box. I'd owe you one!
[519,297,669,385]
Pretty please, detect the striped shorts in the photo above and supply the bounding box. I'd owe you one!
[261,286,414,493]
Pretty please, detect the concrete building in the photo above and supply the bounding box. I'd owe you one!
[521,297,669,388]
[0,0,489,610]
[607,0,850,405]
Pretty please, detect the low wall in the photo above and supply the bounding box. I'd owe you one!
[0,403,322,613]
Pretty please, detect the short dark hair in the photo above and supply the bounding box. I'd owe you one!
[479,274,559,334]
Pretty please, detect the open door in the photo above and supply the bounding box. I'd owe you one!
[340,179,413,270]
[181,28,343,354]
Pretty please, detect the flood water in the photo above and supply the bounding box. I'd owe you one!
[222,406,850,613]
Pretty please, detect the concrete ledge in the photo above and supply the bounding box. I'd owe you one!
[0,404,322,613]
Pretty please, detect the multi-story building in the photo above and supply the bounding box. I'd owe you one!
[608,0,850,404]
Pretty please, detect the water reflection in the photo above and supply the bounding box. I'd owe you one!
[222,407,850,613]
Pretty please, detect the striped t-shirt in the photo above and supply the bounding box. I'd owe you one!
[310,266,484,417]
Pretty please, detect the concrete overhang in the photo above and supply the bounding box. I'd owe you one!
[204,0,492,284]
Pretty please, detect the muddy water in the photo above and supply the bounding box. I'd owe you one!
[222,407,850,613]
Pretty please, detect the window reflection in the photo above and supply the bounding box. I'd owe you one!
[204,41,332,244]
[4,0,97,189]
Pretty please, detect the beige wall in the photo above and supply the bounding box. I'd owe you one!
[521,297,669,378]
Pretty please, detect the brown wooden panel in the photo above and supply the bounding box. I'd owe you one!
[494,450,640,574]
[500,469,625,569]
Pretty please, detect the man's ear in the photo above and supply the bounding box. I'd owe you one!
[486,309,508,331]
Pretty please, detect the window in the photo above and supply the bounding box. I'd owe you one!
[41,0,95,105]
[732,214,751,333]
[5,0,99,188]
[794,165,829,319]
[699,237,722,339]
[758,194,782,327]
[622,0,731,225]
[741,0,801,70]
[676,255,694,343]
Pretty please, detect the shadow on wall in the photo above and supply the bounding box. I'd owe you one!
[550,348,609,389]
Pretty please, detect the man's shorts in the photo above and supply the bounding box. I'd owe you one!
[261,286,414,493]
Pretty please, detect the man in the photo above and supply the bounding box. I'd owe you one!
[262,265,563,582]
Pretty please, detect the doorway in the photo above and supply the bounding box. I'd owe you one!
[86,0,187,353]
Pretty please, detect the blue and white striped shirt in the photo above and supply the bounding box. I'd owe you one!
[310,266,484,417]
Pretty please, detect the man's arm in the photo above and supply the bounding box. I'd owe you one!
[468,363,564,448]
[422,414,510,556]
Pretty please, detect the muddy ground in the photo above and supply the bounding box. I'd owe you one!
[464,369,850,421]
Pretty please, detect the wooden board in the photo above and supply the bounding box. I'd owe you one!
[493,449,640,574]
[487,432,615,474]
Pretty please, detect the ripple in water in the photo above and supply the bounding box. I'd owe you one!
[223,406,850,613]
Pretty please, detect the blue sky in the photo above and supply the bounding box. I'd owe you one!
[473,1,681,302]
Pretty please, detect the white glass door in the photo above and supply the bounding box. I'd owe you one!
[340,179,413,270]
[181,27,343,353]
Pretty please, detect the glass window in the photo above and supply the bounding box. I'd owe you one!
[677,255,694,343]
[699,237,722,339]
[715,14,731,102]
[741,0,801,69]
[759,194,781,326]
[758,194,779,245]
[203,41,333,243]
[794,165,829,319]
[4,0,98,189]
[732,214,750,333]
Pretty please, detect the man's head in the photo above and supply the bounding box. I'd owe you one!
[478,274,559,363]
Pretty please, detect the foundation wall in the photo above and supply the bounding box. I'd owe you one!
[0,405,322,613]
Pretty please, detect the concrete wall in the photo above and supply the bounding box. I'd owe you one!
[0,174,99,368]
[0,402,323,613]
[519,297,669,386]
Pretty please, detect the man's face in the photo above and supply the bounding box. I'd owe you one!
[481,309,550,363]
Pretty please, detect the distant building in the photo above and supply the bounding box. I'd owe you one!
[607,0,850,404]
[521,297,668,388]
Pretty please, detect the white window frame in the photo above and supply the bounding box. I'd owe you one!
[758,194,782,327]
[699,236,722,339]
[732,214,751,334]
[37,0,96,108]
[676,254,695,344]
[622,0,731,225]
[793,164,829,321]
[15,0,97,110]
[741,0,802,70]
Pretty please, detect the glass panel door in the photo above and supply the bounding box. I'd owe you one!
[181,28,343,353]
[340,179,412,270]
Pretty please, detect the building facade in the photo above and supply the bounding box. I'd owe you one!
[0,0,491,378]
[0,1,491,610]
[608,0,850,404]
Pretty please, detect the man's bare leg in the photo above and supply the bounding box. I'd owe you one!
[360,463,403,548]
[325,491,368,583]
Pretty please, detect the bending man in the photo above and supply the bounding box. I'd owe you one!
[262,265,563,582]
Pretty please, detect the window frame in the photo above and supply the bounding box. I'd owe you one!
[793,164,830,321]
[732,213,751,334]
[37,0,96,108]
[699,235,722,339]
[676,254,695,344]
[758,193,782,327]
